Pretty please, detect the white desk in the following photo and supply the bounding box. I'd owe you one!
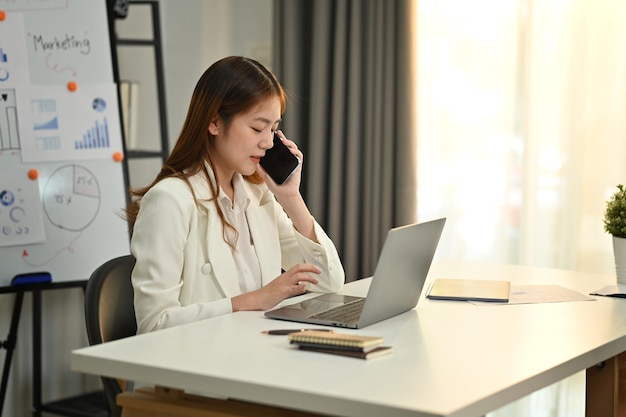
[71,260,625,417]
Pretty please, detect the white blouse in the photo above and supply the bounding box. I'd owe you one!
[217,174,262,293]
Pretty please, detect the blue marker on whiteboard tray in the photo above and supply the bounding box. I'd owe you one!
[11,272,52,286]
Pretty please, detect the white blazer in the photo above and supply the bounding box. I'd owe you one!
[131,170,345,333]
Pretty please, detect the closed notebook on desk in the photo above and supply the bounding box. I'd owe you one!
[296,345,393,359]
[427,278,510,302]
[287,330,384,349]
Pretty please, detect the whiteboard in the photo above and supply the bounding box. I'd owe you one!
[0,0,130,287]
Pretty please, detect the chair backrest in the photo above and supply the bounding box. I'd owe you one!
[84,254,137,417]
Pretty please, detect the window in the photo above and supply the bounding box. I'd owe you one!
[415,0,626,274]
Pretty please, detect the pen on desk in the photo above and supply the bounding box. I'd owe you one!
[261,329,335,335]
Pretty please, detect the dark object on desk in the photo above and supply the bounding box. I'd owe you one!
[291,341,382,353]
[296,344,393,360]
[427,278,511,302]
[262,329,335,335]
[590,284,626,298]
[84,254,136,417]
[11,271,52,286]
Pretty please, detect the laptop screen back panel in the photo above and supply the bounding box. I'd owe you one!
[357,218,446,327]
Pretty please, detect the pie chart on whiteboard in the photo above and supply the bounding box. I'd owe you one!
[42,164,101,231]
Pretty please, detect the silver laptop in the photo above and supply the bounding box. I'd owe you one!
[264,218,446,328]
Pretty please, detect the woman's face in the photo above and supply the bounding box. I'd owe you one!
[210,96,281,182]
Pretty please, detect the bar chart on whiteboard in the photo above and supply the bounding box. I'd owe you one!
[0,89,19,152]
[16,83,123,162]
[75,117,111,150]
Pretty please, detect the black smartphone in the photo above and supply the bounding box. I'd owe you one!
[259,133,300,185]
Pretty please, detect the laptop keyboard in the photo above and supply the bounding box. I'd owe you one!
[309,298,365,323]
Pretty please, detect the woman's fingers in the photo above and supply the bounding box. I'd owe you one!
[286,264,320,286]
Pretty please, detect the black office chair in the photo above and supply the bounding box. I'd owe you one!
[84,254,137,417]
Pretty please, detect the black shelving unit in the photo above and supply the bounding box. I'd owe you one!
[111,0,169,188]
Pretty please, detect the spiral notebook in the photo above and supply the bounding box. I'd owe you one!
[288,330,392,359]
[287,330,384,349]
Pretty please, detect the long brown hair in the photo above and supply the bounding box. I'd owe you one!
[126,56,287,243]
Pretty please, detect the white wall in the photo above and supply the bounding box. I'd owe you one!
[0,1,272,416]
[119,0,273,189]
[161,0,273,154]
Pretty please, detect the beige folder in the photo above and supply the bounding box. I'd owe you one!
[427,278,510,302]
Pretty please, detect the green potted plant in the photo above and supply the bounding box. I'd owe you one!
[604,184,626,284]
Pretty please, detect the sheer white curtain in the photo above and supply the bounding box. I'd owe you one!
[415,0,626,416]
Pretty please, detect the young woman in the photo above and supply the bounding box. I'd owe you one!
[126,56,345,334]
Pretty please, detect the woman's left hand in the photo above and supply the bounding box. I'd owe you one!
[257,131,317,241]
[256,130,303,198]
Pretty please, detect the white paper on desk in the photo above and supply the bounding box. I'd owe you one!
[470,285,596,305]
[590,284,626,298]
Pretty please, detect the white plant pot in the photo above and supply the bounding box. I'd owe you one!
[614,236,626,285]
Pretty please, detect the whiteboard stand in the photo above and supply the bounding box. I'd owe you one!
[0,290,23,416]
[0,283,109,417]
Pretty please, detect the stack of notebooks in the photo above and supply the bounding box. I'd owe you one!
[287,330,393,360]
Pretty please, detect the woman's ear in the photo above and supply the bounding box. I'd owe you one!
[208,117,220,136]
